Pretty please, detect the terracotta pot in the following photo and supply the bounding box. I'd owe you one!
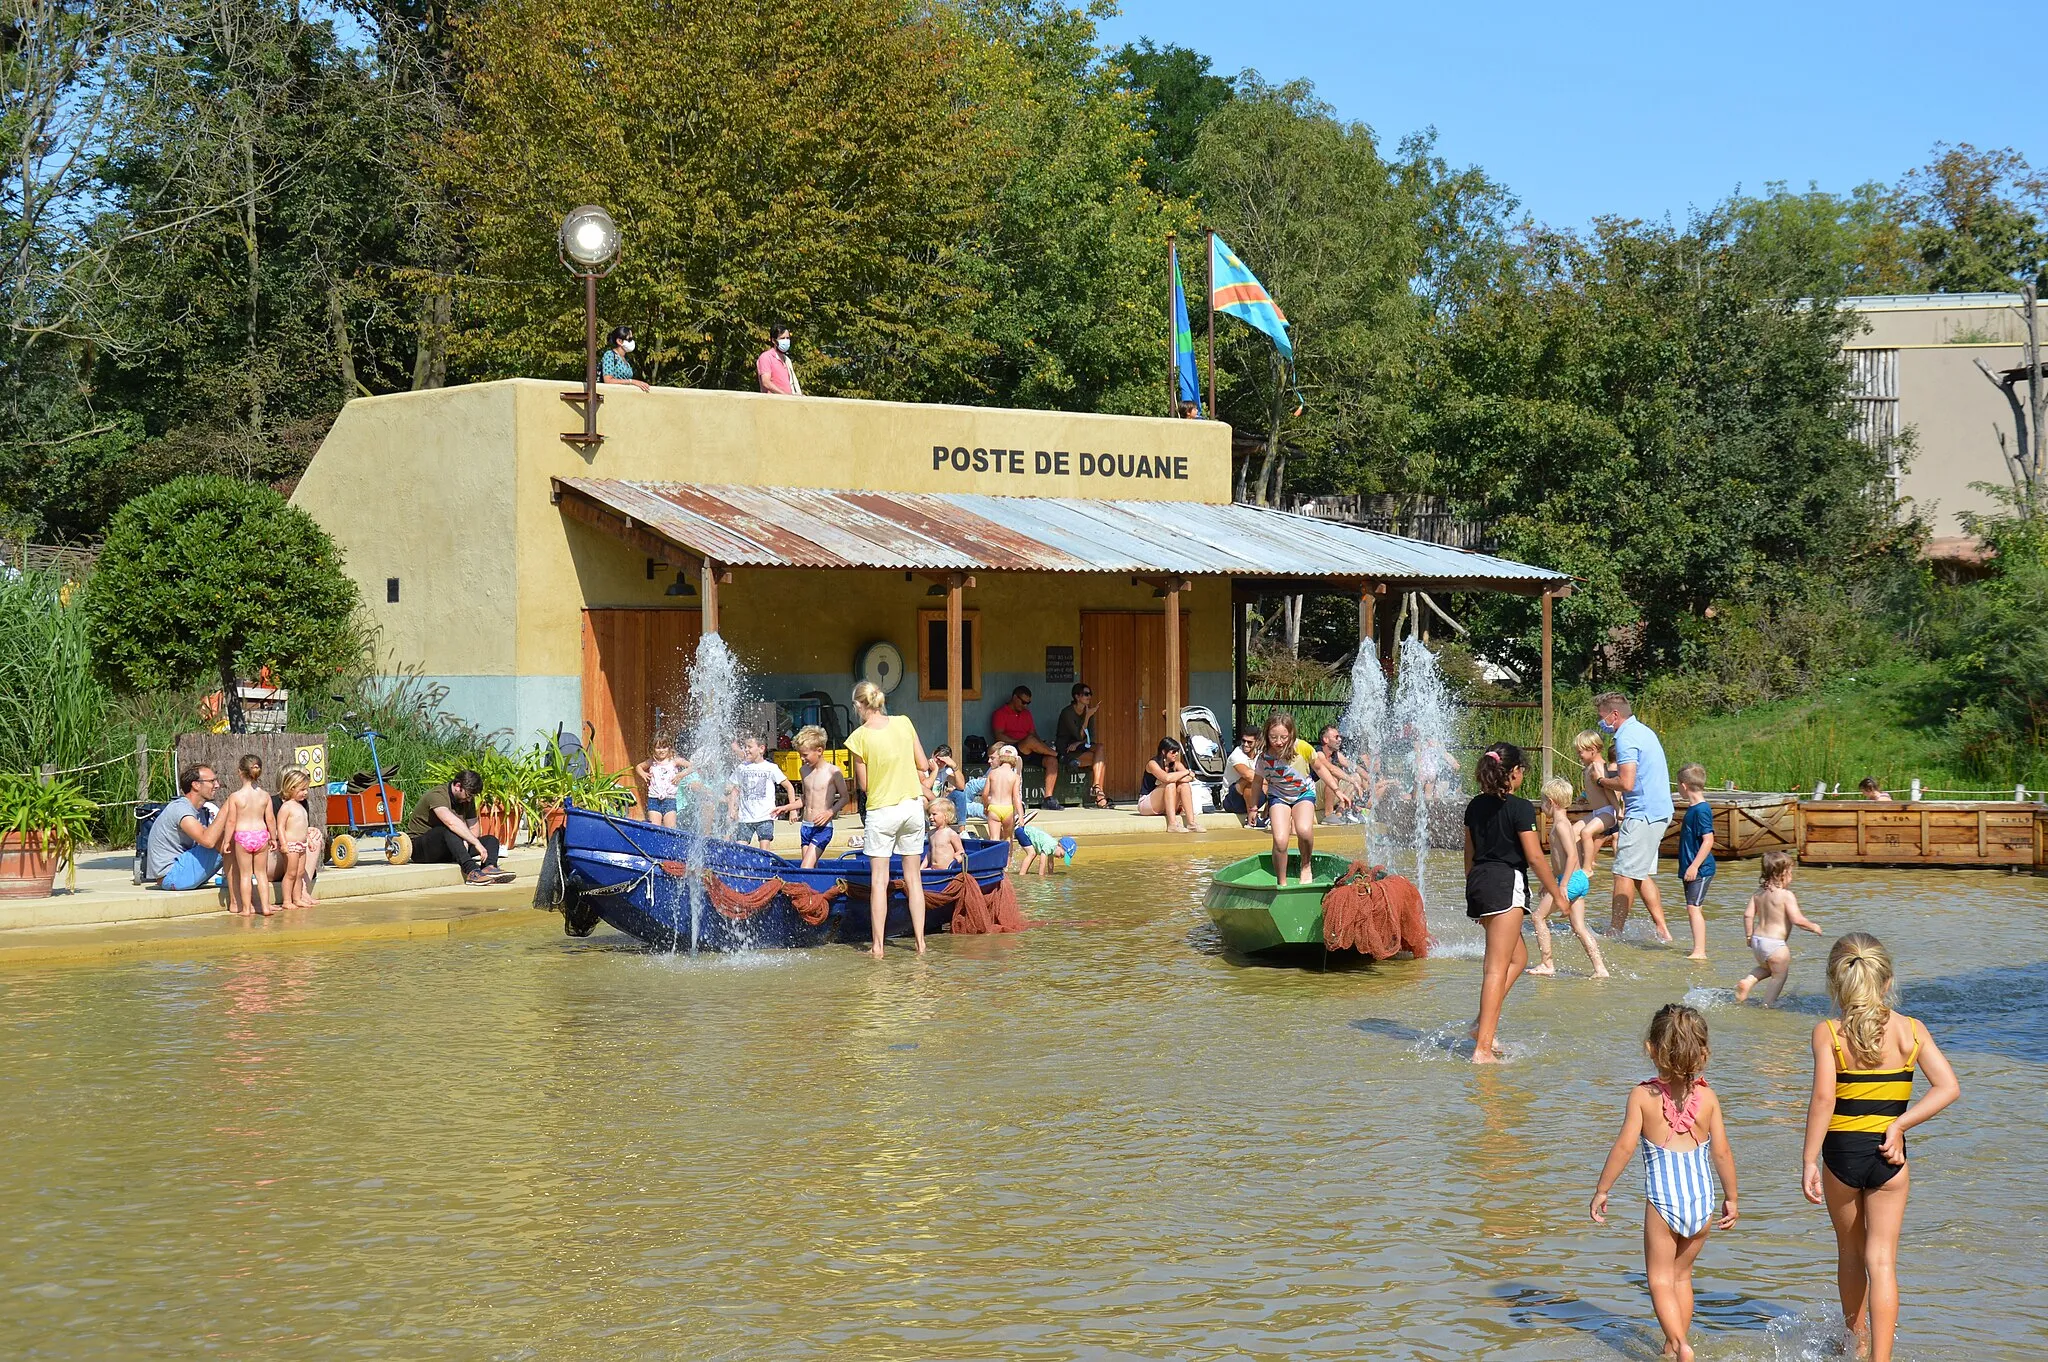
[543,805,567,842]
[477,805,523,848]
[0,830,64,900]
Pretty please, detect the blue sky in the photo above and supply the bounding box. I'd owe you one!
[1095,0,2041,230]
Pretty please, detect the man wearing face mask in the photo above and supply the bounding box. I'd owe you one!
[1590,691,1674,942]
[600,327,651,392]
[756,323,802,395]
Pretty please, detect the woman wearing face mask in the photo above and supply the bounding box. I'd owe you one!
[756,323,802,395]
[601,326,651,392]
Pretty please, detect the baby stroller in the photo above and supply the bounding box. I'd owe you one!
[1179,705,1228,812]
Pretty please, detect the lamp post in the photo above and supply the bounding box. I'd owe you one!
[559,205,620,449]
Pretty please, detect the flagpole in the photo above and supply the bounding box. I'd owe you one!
[1167,233,1178,418]
[1205,230,1216,422]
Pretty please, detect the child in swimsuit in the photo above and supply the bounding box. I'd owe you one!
[1014,822,1074,877]
[635,740,689,829]
[1253,712,1318,886]
[220,753,279,916]
[925,796,965,872]
[982,744,1023,843]
[1590,1004,1739,1362]
[1734,851,1822,1004]
[794,725,849,869]
[1573,730,1620,873]
[1528,777,1609,978]
[1801,934,1959,1362]
[272,766,320,911]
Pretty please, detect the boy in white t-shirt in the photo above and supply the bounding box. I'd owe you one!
[727,734,797,848]
[1223,724,1265,827]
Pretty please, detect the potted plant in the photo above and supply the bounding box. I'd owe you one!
[0,774,99,898]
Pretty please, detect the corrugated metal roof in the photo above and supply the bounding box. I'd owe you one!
[553,478,1568,589]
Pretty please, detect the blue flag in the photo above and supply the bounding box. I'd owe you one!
[1210,234,1291,362]
[1210,234,1302,412]
[1171,239,1201,412]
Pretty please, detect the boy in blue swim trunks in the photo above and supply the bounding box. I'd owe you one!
[794,725,848,868]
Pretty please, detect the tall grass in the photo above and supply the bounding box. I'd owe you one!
[0,569,109,783]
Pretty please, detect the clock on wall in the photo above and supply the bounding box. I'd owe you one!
[856,640,905,695]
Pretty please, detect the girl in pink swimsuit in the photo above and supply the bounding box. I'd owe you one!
[220,754,279,916]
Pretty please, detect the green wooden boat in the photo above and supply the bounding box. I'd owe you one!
[1204,851,1359,955]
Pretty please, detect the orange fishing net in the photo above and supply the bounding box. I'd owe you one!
[886,870,1031,934]
[697,870,845,926]
[1321,862,1430,958]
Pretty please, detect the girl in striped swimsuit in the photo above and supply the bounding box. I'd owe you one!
[1591,1004,1739,1362]
[1802,933,1960,1362]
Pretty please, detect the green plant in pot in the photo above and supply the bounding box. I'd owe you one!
[0,773,100,897]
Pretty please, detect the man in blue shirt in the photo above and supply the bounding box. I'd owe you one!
[1592,691,1673,941]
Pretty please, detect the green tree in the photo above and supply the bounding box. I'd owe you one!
[83,476,361,731]
[1114,39,1234,200]
[1190,79,1500,503]
[1728,181,1916,297]
[1422,212,1898,680]
[949,2,1192,415]
[1893,143,2048,294]
[440,0,1002,400]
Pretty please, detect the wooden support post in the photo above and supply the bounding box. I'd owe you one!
[1164,584,1182,746]
[1232,587,1249,737]
[946,572,965,761]
[1540,589,1555,786]
[136,733,150,807]
[699,558,721,635]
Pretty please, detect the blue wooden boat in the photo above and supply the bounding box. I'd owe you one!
[549,802,1012,951]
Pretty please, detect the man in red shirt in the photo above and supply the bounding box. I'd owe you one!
[990,686,1059,804]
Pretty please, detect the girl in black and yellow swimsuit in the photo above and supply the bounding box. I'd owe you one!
[1801,933,1961,1362]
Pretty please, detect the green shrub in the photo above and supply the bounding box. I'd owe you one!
[82,477,364,728]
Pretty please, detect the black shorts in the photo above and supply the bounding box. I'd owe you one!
[1683,873,1714,908]
[1822,1131,1905,1191]
[1465,861,1528,920]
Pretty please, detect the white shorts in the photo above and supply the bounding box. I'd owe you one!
[863,798,926,859]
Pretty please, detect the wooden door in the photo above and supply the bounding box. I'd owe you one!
[1080,610,1190,800]
[582,609,701,787]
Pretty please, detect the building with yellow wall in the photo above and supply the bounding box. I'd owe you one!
[293,378,1562,798]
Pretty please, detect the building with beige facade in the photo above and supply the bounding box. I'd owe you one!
[291,380,1565,794]
[1841,292,2043,544]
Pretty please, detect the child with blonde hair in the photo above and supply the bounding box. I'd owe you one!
[220,754,278,916]
[271,766,321,911]
[982,743,1024,842]
[1735,852,1823,1004]
[1574,729,1620,871]
[793,725,848,869]
[1528,775,1608,978]
[1801,934,1959,1362]
[925,795,965,872]
[1591,1003,1739,1362]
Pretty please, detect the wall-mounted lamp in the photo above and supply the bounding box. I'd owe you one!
[664,569,697,597]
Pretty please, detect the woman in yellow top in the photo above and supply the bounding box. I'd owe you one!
[846,680,931,959]
[1801,933,1960,1362]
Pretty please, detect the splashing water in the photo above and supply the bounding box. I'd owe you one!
[676,632,753,954]
[1386,636,1463,891]
[1337,646,1388,859]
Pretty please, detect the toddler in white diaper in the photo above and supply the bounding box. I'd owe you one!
[1735,851,1823,1005]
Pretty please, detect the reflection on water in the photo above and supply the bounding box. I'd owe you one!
[1,857,2044,1359]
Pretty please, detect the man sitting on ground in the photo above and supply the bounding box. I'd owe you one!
[407,770,515,884]
[146,764,229,890]
[990,685,1061,806]
[1052,682,1110,809]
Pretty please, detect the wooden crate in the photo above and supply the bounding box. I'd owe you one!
[1798,801,2040,867]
